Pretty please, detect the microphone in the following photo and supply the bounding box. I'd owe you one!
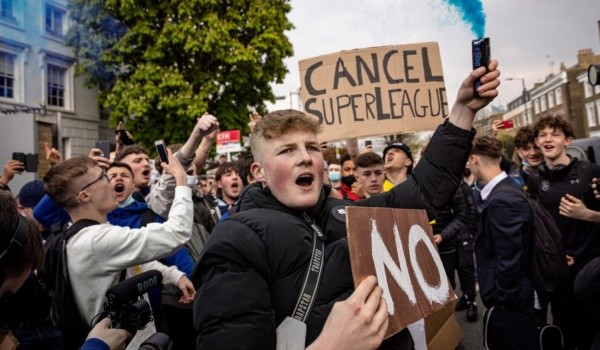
[105,270,162,308]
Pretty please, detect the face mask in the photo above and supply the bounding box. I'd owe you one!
[328,171,341,182]
[341,175,356,187]
[187,175,198,188]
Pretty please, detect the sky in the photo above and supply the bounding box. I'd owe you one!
[267,0,600,112]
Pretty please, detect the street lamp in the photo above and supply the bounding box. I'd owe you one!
[506,77,529,125]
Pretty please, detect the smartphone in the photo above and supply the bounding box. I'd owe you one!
[497,120,514,129]
[95,140,111,159]
[25,153,38,172]
[11,152,38,172]
[472,37,490,97]
[12,152,26,164]
[114,129,135,145]
[155,140,168,164]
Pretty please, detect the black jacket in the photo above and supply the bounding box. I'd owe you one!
[529,158,600,264]
[192,120,475,349]
[431,181,472,253]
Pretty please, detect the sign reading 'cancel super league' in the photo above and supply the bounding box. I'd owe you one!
[299,42,448,142]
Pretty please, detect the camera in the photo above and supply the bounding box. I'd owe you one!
[139,332,173,350]
[105,299,153,336]
[103,270,162,336]
[12,152,39,172]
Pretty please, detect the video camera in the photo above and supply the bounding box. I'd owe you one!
[103,270,162,336]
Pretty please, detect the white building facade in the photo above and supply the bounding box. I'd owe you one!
[0,0,101,192]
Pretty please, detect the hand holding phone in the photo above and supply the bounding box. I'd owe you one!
[497,120,514,129]
[114,129,135,145]
[155,140,169,164]
[95,141,112,159]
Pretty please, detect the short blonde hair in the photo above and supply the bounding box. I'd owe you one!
[250,109,321,161]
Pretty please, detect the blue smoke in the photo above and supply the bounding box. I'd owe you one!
[446,0,486,38]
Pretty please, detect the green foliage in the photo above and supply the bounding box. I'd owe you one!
[66,0,293,148]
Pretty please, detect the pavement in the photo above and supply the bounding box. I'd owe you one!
[453,285,485,350]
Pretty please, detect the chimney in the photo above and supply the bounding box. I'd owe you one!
[578,49,594,67]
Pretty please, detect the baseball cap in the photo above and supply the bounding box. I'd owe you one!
[382,143,413,174]
[18,180,46,208]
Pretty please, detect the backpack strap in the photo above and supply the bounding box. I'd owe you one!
[64,219,100,241]
[577,160,593,189]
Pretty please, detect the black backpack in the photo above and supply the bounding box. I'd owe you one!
[41,219,99,350]
[491,184,569,295]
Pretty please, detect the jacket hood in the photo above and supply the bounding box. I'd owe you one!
[107,200,151,228]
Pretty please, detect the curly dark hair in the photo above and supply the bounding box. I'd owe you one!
[513,126,537,149]
[534,115,574,139]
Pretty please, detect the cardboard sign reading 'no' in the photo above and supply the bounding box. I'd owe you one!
[345,207,456,339]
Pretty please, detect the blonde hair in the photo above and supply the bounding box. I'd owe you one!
[250,109,321,161]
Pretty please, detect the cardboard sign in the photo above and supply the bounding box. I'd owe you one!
[299,43,448,142]
[345,207,456,339]
[216,130,242,154]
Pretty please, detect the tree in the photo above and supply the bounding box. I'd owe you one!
[66,0,293,148]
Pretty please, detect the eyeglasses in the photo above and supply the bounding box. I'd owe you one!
[81,169,109,191]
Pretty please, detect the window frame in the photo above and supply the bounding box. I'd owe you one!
[555,87,563,105]
[43,1,67,39]
[586,102,596,127]
[40,50,74,111]
[0,40,27,103]
[0,51,16,100]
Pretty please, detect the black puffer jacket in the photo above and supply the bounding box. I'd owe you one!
[192,120,475,349]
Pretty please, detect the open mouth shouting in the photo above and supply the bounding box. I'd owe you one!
[113,182,128,201]
[296,173,315,189]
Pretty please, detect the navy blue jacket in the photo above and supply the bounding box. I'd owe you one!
[475,177,535,310]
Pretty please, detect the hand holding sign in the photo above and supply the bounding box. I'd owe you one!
[346,207,456,340]
[307,276,389,350]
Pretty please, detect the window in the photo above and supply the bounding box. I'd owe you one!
[0,0,15,21]
[555,87,563,105]
[584,81,593,98]
[540,95,547,112]
[595,84,600,95]
[586,103,596,127]
[0,52,15,98]
[548,91,555,109]
[45,4,65,36]
[534,99,540,114]
[47,64,65,107]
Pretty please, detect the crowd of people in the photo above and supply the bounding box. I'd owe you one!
[0,56,598,350]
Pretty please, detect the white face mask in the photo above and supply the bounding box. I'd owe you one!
[187,175,198,188]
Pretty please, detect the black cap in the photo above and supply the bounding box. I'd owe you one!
[383,143,413,174]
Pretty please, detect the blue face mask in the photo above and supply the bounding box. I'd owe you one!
[328,171,341,182]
